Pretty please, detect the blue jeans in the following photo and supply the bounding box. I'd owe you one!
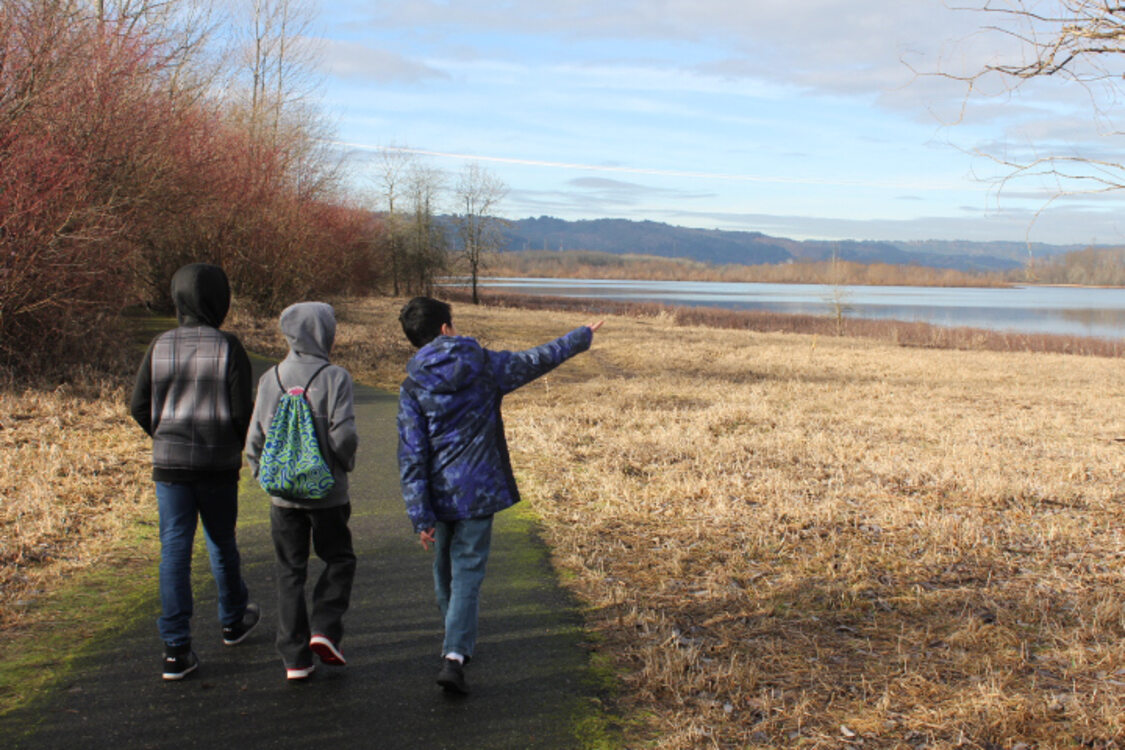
[433,516,494,658]
[156,480,249,647]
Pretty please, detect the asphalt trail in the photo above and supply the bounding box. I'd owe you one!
[4,371,599,749]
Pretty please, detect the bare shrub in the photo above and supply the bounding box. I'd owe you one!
[0,1,388,371]
[0,3,142,369]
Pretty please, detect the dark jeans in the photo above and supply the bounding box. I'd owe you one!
[270,503,356,669]
[156,480,249,647]
[433,515,494,659]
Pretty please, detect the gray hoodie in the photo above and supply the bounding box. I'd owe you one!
[246,302,358,509]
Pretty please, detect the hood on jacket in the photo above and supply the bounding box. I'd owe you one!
[406,336,487,394]
[280,302,336,360]
[171,263,231,327]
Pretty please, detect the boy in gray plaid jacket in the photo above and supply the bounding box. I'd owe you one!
[130,263,259,680]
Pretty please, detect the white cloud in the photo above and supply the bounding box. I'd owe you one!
[319,39,448,83]
[663,205,1125,245]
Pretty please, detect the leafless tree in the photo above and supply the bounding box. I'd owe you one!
[926,1,1125,271]
[371,146,417,295]
[823,243,852,336]
[941,2,1125,200]
[87,0,225,98]
[452,163,508,304]
[234,0,321,141]
[403,161,448,295]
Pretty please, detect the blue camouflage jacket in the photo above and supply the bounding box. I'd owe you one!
[397,327,593,532]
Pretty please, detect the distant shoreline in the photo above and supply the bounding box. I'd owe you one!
[476,245,1125,288]
[476,250,1012,288]
[472,275,1125,291]
[1021,282,1125,290]
[439,288,1125,359]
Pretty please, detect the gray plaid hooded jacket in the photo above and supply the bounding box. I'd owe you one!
[130,264,253,482]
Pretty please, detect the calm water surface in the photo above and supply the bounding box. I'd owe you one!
[464,277,1125,340]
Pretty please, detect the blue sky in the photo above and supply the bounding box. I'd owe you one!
[307,0,1125,245]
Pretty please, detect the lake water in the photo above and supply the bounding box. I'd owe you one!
[462,277,1125,340]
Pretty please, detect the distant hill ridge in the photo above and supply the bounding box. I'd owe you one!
[498,216,1084,273]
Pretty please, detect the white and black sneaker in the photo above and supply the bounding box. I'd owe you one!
[162,648,199,681]
[222,602,261,645]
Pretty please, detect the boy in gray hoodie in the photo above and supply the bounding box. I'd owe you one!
[246,302,359,680]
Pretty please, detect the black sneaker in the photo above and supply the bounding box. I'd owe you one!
[437,657,468,694]
[162,648,199,681]
[222,602,261,645]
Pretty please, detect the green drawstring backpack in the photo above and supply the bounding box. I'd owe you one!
[257,364,335,500]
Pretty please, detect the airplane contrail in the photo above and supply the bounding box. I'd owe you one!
[330,141,980,193]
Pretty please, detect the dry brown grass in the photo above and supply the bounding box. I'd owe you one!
[11,297,1124,747]
[285,297,1125,749]
[0,375,152,635]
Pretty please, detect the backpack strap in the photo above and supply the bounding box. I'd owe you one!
[274,363,331,394]
[303,363,331,393]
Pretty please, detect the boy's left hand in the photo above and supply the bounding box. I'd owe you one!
[586,320,604,333]
[419,527,436,551]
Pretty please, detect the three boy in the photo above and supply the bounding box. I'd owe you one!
[133,271,593,691]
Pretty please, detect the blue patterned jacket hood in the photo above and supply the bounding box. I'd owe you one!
[397,327,592,532]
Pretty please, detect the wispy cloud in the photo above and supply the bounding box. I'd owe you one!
[339,143,986,193]
[319,39,447,83]
[663,206,1123,245]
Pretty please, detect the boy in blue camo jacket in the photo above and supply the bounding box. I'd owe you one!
[396,296,603,694]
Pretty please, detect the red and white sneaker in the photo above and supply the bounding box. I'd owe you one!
[309,634,346,666]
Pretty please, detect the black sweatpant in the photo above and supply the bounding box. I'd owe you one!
[270,503,356,669]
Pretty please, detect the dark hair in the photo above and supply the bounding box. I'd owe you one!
[399,297,452,348]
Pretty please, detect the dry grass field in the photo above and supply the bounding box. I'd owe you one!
[5,296,1125,748]
[245,297,1125,749]
[0,375,152,634]
[503,317,1125,749]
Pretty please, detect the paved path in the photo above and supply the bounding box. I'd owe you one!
[3,367,602,749]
